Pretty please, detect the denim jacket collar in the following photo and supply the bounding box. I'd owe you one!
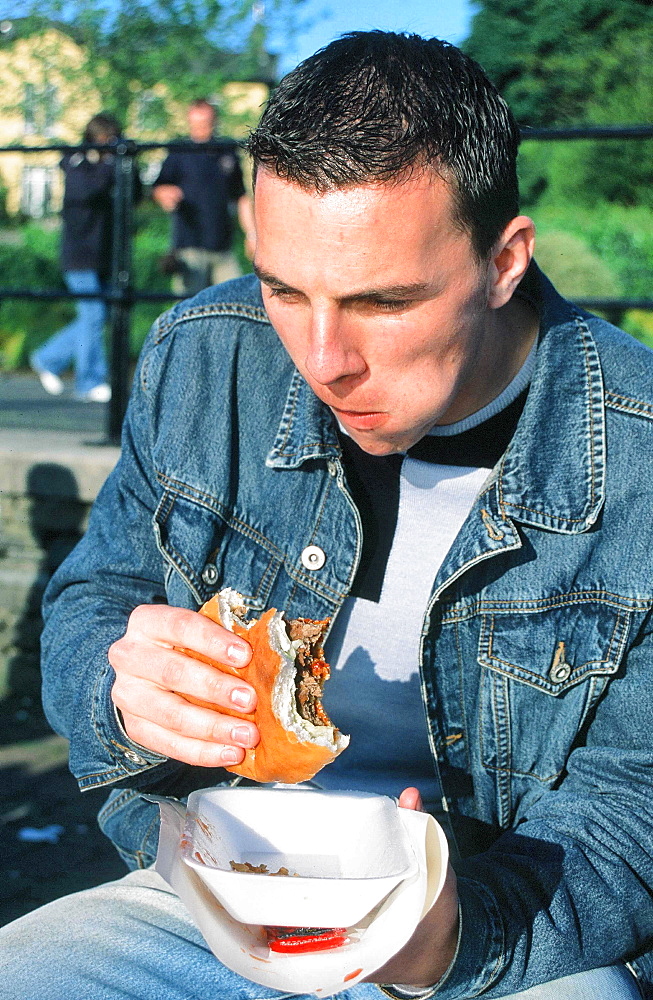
[266,369,342,468]
[498,269,606,534]
[267,266,606,534]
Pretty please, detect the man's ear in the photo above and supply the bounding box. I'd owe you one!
[487,216,536,310]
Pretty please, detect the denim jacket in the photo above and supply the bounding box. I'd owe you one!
[41,268,653,997]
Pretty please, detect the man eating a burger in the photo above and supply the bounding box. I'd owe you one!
[2,30,653,1000]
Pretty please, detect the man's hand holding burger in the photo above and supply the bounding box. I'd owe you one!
[109,591,348,781]
[110,598,455,987]
[109,604,258,768]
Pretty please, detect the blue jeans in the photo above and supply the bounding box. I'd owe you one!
[0,868,642,1000]
[31,270,108,394]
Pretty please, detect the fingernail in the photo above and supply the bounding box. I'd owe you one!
[231,724,254,747]
[231,687,252,709]
[221,747,241,764]
[227,643,249,666]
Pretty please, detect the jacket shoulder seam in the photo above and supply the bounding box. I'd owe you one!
[153,301,270,345]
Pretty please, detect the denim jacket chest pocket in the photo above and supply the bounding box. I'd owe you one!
[152,483,283,611]
[477,596,632,799]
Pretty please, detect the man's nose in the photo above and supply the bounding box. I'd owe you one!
[303,310,366,386]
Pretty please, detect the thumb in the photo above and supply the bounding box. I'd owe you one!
[398,786,423,811]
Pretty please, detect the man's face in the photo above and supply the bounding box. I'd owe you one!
[188,105,216,143]
[254,168,497,456]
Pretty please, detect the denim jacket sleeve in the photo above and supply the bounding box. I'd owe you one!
[430,613,653,998]
[40,320,184,792]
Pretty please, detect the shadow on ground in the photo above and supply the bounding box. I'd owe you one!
[0,400,127,927]
[0,692,126,927]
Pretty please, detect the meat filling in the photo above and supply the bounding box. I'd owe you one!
[285,618,333,727]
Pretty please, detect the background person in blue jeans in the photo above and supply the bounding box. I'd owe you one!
[31,113,125,402]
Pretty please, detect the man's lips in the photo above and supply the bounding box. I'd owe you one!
[330,407,389,430]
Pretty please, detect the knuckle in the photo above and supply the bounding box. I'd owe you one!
[160,704,184,733]
[198,743,238,768]
[172,609,201,647]
[123,715,147,746]
[108,635,138,673]
[110,673,134,709]
[203,669,228,703]
[166,735,182,758]
[160,654,185,691]
[208,715,227,742]
[110,678,124,707]
[127,604,148,631]
[107,636,126,668]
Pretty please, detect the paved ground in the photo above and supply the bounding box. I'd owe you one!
[0,370,127,928]
[0,693,127,926]
[0,370,110,435]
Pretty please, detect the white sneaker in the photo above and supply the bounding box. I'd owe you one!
[84,383,111,402]
[36,369,65,396]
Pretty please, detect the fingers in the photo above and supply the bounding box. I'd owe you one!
[109,604,259,766]
[398,787,423,811]
[127,604,251,669]
[119,709,253,768]
[110,639,256,713]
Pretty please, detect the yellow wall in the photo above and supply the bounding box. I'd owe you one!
[0,26,268,216]
[0,28,102,214]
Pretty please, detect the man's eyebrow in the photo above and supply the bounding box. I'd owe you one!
[347,282,431,300]
[253,265,431,300]
[253,264,291,288]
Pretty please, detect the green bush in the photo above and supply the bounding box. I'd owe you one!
[0,200,256,368]
[0,210,173,369]
[529,201,653,342]
[532,230,621,300]
[0,224,75,369]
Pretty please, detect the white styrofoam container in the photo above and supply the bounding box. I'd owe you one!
[181,786,418,927]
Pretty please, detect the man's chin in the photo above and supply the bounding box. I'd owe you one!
[341,426,419,457]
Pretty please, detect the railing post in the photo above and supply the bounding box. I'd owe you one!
[106,140,136,445]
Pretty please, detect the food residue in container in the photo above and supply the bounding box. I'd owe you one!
[229,860,295,876]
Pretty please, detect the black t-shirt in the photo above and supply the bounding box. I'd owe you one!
[153,139,246,252]
[339,388,529,602]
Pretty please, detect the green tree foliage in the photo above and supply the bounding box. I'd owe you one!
[464,0,652,126]
[464,0,652,335]
[465,0,653,209]
[10,0,301,120]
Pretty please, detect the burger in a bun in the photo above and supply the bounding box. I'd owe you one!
[180,588,349,783]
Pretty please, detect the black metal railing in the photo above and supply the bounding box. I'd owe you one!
[0,125,651,443]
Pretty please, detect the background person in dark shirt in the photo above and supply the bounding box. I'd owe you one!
[30,113,124,402]
[152,99,255,296]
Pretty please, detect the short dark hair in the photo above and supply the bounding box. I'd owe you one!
[246,31,521,258]
[84,113,121,145]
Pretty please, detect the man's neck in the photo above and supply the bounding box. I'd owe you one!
[435,293,539,428]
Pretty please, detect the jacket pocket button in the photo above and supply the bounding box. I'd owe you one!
[549,661,572,683]
[301,545,326,570]
[201,563,219,586]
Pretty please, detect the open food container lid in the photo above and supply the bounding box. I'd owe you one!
[181,786,418,927]
[154,786,449,996]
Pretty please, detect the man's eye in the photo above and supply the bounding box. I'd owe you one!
[373,298,410,311]
[267,286,296,299]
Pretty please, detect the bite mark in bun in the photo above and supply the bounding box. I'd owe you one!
[180,588,349,783]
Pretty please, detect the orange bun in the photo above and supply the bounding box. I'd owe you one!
[179,591,348,783]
